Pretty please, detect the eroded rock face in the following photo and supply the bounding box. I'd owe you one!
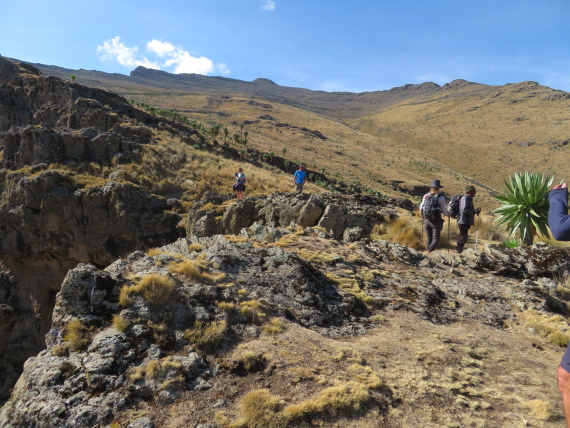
[186,191,405,242]
[0,58,185,403]
[0,237,369,427]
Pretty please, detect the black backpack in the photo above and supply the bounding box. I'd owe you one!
[422,193,442,220]
[448,195,464,219]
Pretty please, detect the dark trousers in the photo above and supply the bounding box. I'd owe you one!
[456,223,471,252]
[424,218,443,252]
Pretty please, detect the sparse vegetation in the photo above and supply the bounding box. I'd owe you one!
[263,318,286,336]
[184,320,228,352]
[64,319,89,351]
[119,274,175,307]
[169,259,225,283]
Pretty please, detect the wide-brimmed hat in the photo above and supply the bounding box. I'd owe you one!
[429,179,443,188]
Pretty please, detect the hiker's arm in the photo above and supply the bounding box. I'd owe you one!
[438,196,449,216]
[549,187,570,241]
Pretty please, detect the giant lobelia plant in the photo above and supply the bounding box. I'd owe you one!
[493,172,554,246]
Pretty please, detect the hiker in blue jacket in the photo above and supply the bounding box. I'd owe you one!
[549,182,570,427]
[294,165,307,193]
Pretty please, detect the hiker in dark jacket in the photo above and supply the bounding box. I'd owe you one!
[549,182,570,240]
[419,179,449,252]
[549,182,570,427]
[455,185,481,253]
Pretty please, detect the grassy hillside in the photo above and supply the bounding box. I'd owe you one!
[27,61,570,210]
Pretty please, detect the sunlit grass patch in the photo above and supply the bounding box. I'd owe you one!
[64,318,90,351]
[119,273,175,307]
[169,259,226,283]
[521,310,570,347]
[524,399,556,421]
[263,318,286,336]
[184,320,228,352]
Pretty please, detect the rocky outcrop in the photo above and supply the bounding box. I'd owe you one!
[2,227,570,427]
[186,191,408,242]
[0,234,371,427]
[0,58,189,403]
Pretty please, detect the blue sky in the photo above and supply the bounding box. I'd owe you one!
[1,0,569,92]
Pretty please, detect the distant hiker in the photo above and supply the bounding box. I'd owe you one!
[548,182,570,427]
[455,185,481,253]
[294,165,307,193]
[234,167,246,199]
[419,179,449,253]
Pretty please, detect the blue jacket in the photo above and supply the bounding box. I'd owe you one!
[294,170,307,184]
[548,187,570,241]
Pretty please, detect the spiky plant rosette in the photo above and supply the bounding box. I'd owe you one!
[493,172,554,245]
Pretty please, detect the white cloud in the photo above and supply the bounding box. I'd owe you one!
[146,40,177,57]
[97,36,159,69]
[97,36,229,76]
[262,0,276,11]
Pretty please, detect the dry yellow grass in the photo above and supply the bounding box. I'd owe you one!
[64,318,89,351]
[119,273,175,307]
[524,399,556,421]
[262,318,286,336]
[521,309,570,347]
[184,320,227,352]
[169,259,226,283]
[112,314,129,332]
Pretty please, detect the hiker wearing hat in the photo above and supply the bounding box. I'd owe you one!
[419,179,449,253]
[455,185,481,253]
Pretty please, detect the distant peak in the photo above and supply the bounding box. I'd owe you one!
[442,79,480,88]
[253,78,277,86]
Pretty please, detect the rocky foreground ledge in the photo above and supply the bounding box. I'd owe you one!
[1,223,569,427]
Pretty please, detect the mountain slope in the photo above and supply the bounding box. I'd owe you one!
[23,59,570,208]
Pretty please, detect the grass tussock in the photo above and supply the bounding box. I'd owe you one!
[263,318,286,336]
[524,399,556,421]
[521,310,570,347]
[184,320,228,352]
[130,356,184,390]
[297,249,340,264]
[146,247,167,257]
[64,319,90,351]
[240,300,267,324]
[169,259,226,283]
[119,273,175,307]
[222,379,375,428]
[217,301,237,314]
[188,243,204,252]
[379,216,422,250]
[112,314,129,332]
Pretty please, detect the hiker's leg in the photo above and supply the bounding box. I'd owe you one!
[456,224,470,252]
[560,344,570,427]
[424,220,433,250]
[428,219,442,252]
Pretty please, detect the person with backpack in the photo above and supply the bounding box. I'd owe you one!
[455,185,481,253]
[419,179,449,253]
[548,182,570,427]
[234,167,246,199]
[294,165,307,193]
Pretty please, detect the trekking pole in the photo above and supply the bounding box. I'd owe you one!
[447,216,450,253]
[475,213,480,250]
[420,213,425,252]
